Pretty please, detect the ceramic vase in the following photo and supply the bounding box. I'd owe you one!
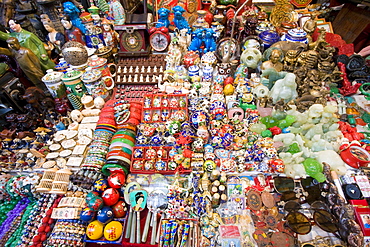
[202,1,213,27]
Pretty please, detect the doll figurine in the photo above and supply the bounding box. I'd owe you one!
[108,0,125,25]
[0,19,55,72]
[61,16,86,46]
[172,6,189,30]
[41,15,66,55]
[156,8,170,28]
[84,19,105,49]
[63,1,87,33]
[102,18,119,53]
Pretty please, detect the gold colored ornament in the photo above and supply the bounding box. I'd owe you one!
[270,0,296,27]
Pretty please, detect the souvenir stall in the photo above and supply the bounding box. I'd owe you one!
[1,0,370,247]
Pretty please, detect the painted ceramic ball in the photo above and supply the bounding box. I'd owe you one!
[97,206,114,224]
[102,188,120,206]
[86,220,104,240]
[80,207,96,222]
[104,221,123,241]
[107,173,126,189]
[86,191,100,202]
[88,196,104,211]
[93,179,109,193]
[62,41,88,66]
[112,201,127,218]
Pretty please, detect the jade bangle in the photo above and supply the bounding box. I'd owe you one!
[359,82,370,98]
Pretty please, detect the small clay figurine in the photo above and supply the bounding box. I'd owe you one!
[261,48,284,72]
[101,18,119,53]
[108,0,126,25]
[204,28,217,53]
[172,6,190,30]
[0,37,46,91]
[303,11,318,38]
[61,16,86,46]
[156,8,170,28]
[41,15,66,55]
[283,49,299,71]
[63,1,87,33]
[84,18,106,49]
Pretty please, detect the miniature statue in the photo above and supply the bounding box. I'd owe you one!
[189,28,204,52]
[303,11,318,40]
[84,19,105,49]
[61,16,86,46]
[283,49,299,71]
[269,72,298,104]
[108,0,125,25]
[302,158,326,182]
[204,28,217,53]
[156,8,170,28]
[176,28,191,53]
[0,37,46,91]
[261,48,284,72]
[172,6,190,30]
[101,18,119,53]
[0,19,55,72]
[63,1,87,33]
[238,16,258,42]
[41,15,66,56]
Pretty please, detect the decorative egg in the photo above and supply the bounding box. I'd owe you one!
[102,188,120,206]
[112,201,127,218]
[97,206,114,224]
[224,84,234,95]
[86,191,100,202]
[93,179,109,193]
[88,196,104,211]
[86,220,104,240]
[80,207,96,223]
[104,221,123,241]
[108,173,126,189]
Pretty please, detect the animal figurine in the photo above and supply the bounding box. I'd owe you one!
[63,2,87,33]
[189,28,204,52]
[204,28,217,53]
[156,8,170,28]
[172,6,189,30]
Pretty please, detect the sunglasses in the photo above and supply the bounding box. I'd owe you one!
[284,200,338,235]
[273,177,321,203]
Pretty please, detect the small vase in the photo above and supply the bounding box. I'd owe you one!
[194,10,209,28]
[215,5,227,25]
[202,1,213,27]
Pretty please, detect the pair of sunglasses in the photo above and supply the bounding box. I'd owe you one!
[273,177,321,203]
[284,200,338,235]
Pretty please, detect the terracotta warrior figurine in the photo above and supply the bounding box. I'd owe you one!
[0,37,46,91]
